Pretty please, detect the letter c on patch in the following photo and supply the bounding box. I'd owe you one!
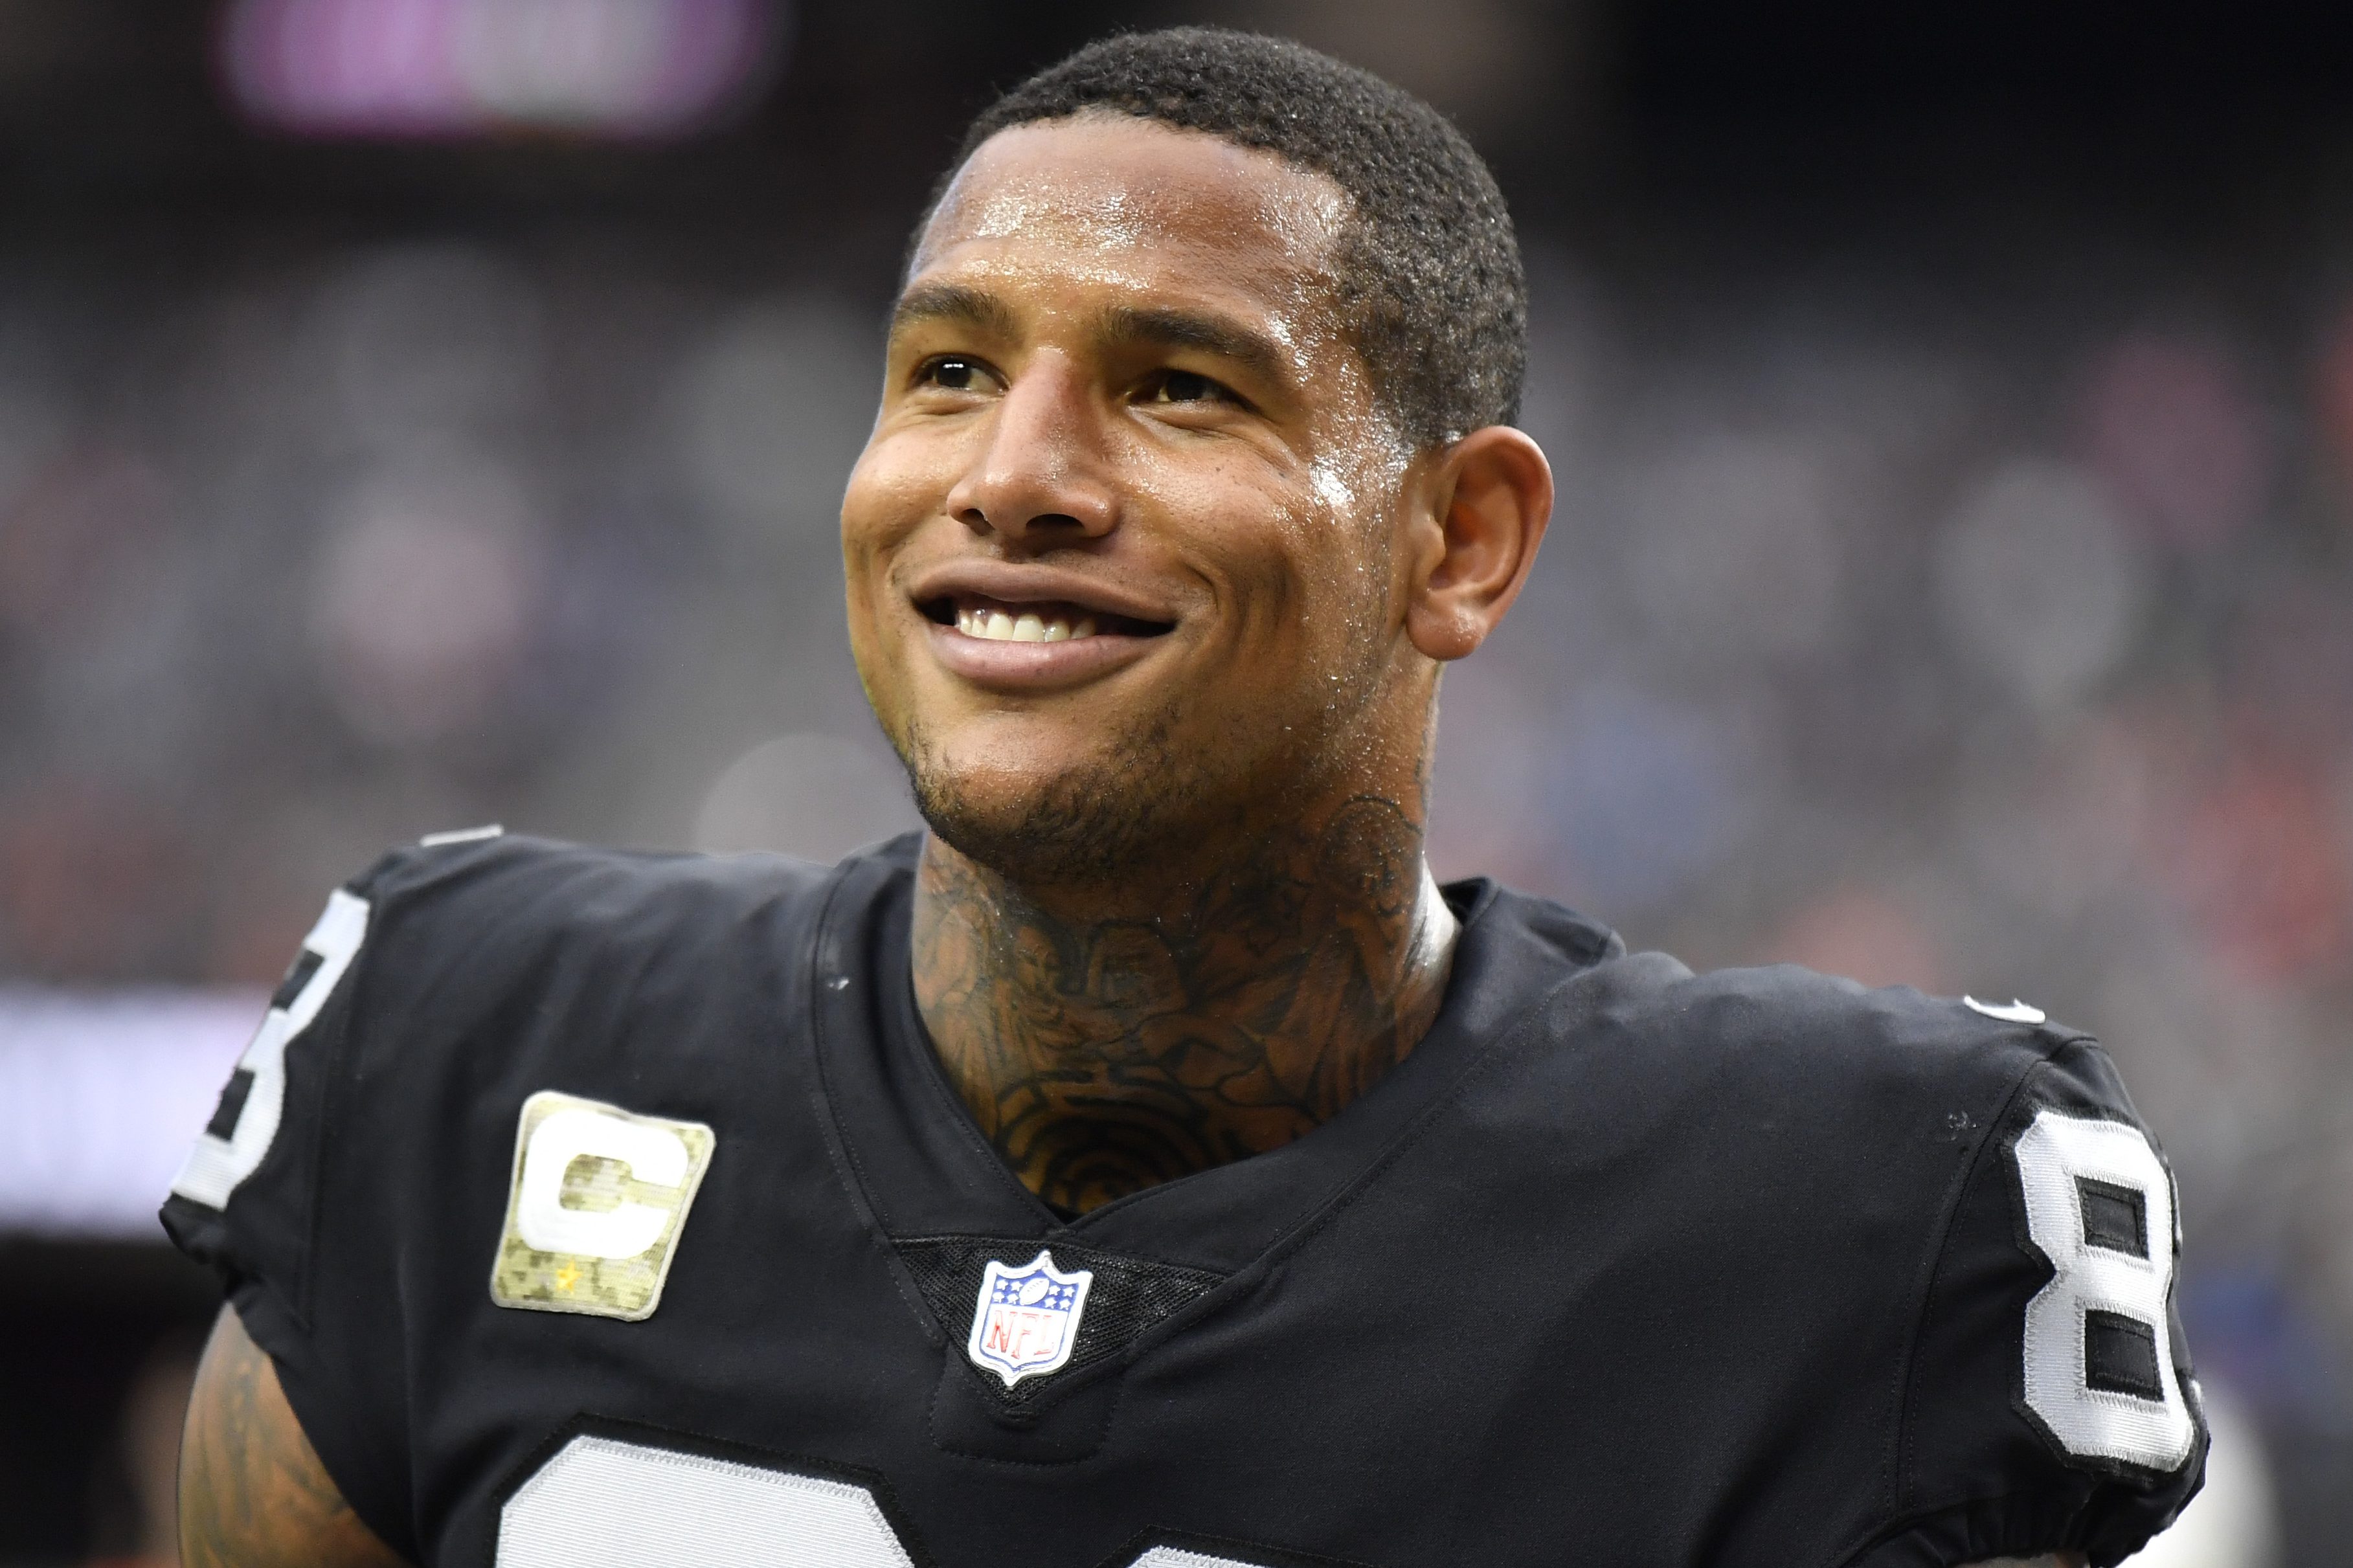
[515,1106,688,1259]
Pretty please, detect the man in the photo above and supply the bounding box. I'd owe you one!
[164,28,2205,1568]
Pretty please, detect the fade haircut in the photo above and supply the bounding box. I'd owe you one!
[929,27,1526,449]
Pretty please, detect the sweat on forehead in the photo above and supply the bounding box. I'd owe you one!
[910,117,1349,287]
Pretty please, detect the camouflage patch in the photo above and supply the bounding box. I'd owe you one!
[490,1090,717,1321]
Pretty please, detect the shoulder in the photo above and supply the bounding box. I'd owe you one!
[1622,966,2205,1551]
[1454,939,2156,1306]
[1445,886,2115,1169]
[317,827,920,1111]
[1516,943,2105,1129]
[353,827,853,947]
[1463,882,2084,1103]
[343,827,884,1011]
[1489,946,2203,1555]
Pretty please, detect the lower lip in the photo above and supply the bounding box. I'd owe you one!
[923,620,1163,689]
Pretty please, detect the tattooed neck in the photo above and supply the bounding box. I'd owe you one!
[909,796,1459,1215]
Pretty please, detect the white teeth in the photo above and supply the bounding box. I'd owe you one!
[953,605,1104,642]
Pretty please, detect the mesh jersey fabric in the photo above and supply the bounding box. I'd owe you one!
[893,1235,1226,1415]
[162,832,2206,1567]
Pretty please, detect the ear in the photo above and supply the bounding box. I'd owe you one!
[1403,425,1553,662]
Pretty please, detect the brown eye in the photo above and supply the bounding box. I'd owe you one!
[1153,370,1219,403]
[922,356,986,391]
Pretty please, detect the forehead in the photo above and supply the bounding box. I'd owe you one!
[908,116,1351,323]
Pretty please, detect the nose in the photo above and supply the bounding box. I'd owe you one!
[943,355,1118,546]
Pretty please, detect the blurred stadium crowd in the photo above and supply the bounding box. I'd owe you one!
[1,0,2349,1562]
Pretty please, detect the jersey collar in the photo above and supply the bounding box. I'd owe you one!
[804,834,1621,1277]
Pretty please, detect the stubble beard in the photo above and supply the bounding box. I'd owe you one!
[888,603,1408,896]
[892,680,1384,896]
[892,699,1213,890]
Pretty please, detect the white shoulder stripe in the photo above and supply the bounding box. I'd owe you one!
[1964,995,2046,1025]
[420,823,505,847]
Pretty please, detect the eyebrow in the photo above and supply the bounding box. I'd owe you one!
[1095,304,1291,390]
[889,281,1019,340]
[888,284,1294,393]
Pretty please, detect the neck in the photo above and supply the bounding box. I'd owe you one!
[910,795,1459,1215]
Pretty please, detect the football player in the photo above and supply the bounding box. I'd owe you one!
[165,28,2205,1568]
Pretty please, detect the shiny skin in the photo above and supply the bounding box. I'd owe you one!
[845,116,1426,881]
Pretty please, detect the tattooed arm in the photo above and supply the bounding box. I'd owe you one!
[180,1304,411,1568]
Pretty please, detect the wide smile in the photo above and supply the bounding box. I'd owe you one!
[908,568,1179,693]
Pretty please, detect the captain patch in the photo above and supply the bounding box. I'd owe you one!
[490,1090,716,1321]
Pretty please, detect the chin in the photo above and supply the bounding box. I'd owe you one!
[896,715,1215,887]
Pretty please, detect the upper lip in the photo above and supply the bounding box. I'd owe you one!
[905,559,1181,629]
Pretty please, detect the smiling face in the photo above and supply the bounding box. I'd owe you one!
[843,115,1436,888]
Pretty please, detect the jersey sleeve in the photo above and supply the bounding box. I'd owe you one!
[160,838,502,1562]
[1856,1032,2208,1567]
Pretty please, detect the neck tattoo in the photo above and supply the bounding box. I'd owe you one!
[910,796,1459,1215]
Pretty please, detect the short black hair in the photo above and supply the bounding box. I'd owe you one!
[930,27,1526,448]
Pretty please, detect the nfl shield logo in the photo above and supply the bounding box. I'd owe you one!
[967,1250,1095,1387]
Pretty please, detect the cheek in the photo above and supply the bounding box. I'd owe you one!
[1306,447,1408,622]
[839,454,936,717]
[1234,459,1394,635]
[1189,493,1379,682]
[1153,467,1312,638]
[842,438,946,592]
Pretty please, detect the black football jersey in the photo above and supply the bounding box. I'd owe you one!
[163,832,2206,1568]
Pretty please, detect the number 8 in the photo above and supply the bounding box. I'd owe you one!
[2010,1110,2196,1471]
[173,889,371,1210]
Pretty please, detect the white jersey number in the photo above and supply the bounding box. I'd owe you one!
[2011,1109,2197,1470]
[171,890,370,1209]
[497,1435,1268,1568]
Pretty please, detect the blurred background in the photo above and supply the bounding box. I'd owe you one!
[0,1,2346,1562]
